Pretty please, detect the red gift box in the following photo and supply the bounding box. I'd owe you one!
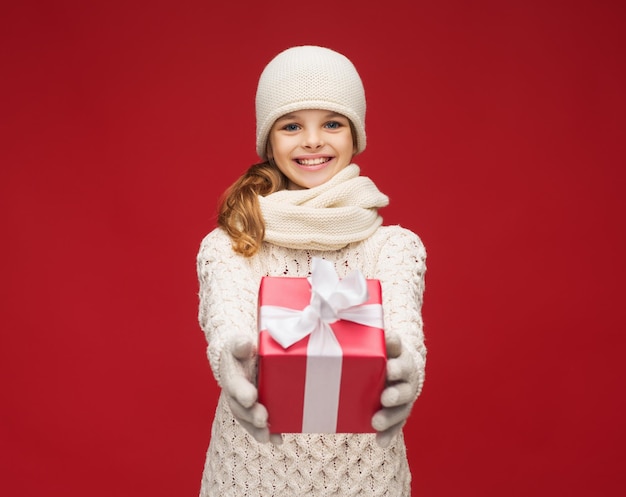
[257,260,386,434]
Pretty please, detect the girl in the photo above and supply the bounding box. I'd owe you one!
[196,45,427,496]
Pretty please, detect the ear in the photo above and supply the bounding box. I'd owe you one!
[351,140,358,158]
[266,141,274,161]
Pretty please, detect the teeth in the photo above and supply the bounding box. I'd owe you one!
[298,157,328,166]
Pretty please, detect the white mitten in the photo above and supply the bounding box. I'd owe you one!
[219,334,282,445]
[372,331,421,448]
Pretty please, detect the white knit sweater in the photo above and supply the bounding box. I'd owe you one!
[196,224,427,497]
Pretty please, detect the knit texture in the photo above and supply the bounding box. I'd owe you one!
[196,226,427,496]
[255,45,366,159]
[259,165,389,250]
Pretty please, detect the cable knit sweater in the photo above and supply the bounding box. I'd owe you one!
[196,221,427,496]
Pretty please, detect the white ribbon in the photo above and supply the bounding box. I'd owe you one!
[259,257,384,432]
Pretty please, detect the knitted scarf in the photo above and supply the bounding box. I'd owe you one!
[259,164,389,250]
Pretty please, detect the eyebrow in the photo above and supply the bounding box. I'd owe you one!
[275,111,345,122]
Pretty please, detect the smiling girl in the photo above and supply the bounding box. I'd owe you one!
[196,45,427,496]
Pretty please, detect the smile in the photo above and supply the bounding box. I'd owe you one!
[296,157,331,166]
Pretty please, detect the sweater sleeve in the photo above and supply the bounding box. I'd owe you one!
[196,228,259,387]
[375,227,428,399]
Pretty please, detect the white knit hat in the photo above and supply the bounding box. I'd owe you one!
[255,45,366,160]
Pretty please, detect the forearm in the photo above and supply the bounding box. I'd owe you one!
[196,229,258,385]
[376,228,428,399]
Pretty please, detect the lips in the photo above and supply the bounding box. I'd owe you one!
[295,157,331,166]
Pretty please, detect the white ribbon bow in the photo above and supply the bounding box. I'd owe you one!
[259,257,384,349]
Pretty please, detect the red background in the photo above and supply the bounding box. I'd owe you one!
[2,1,625,495]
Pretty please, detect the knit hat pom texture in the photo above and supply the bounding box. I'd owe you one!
[255,45,366,160]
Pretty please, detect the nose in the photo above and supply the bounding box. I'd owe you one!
[302,128,324,149]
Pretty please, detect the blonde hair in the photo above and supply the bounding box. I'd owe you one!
[218,161,286,257]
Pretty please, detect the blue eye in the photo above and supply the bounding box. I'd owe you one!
[283,123,300,132]
[324,121,341,129]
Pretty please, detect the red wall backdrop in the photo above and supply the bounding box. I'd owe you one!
[2,1,625,496]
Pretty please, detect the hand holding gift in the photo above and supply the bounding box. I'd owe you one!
[372,330,421,448]
[219,333,282,444]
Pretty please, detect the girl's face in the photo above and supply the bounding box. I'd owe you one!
[268,109,356,190]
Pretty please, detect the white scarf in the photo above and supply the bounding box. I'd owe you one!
[259,164,389,250]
